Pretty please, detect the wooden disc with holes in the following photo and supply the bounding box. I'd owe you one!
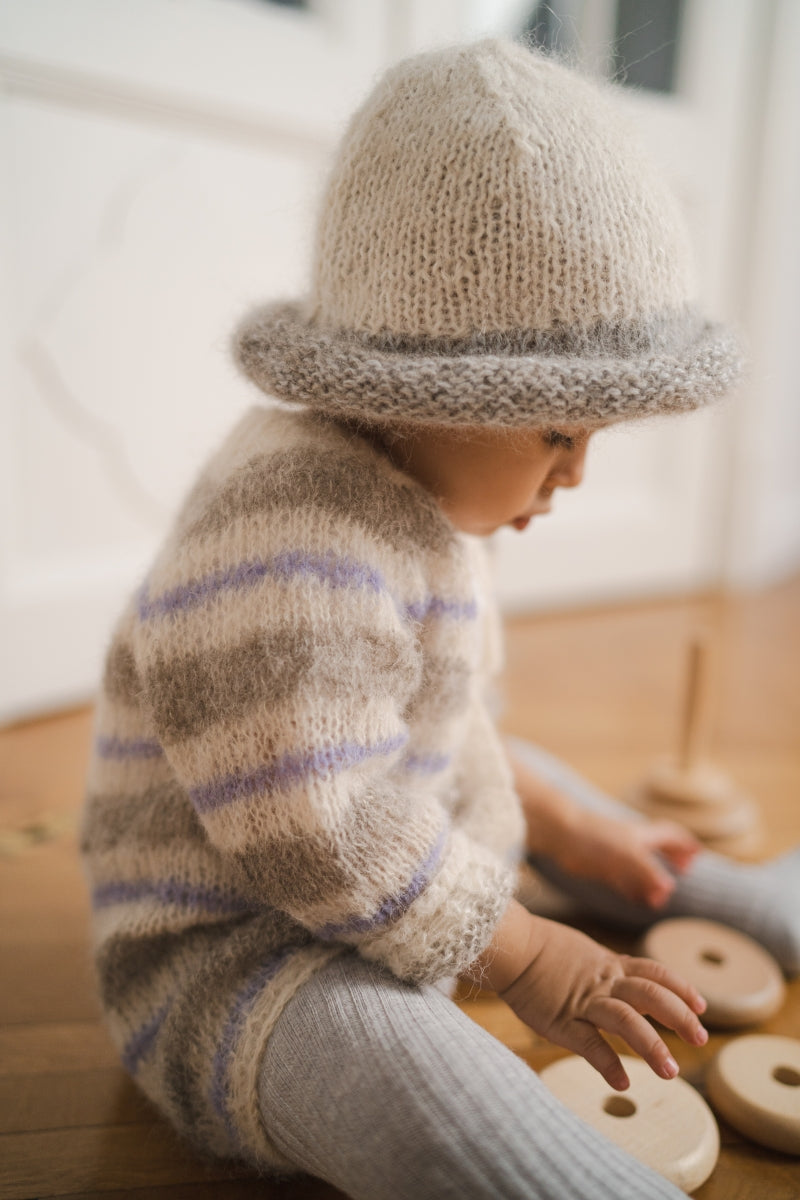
[707,1035,800,1154]
[539,1054,719,1193]
[626,786,759,840]
[643,758,746,809]
[701,825,764,861]
[640,918,785,1027]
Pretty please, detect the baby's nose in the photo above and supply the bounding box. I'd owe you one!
[552,447,587,489]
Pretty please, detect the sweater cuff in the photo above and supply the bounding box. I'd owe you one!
[355,830,516,986]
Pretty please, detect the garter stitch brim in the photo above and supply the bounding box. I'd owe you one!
[233,39,744,429]
[234,301,743,430]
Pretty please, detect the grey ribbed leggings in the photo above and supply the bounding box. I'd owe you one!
[258,740,799,1198]
[259,953,683,1200]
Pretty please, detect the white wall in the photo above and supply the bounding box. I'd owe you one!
[719,0,800,588]
[0,0,389,720]
[1,0,798,721]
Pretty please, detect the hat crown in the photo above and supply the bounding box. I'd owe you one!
[310,39,694,340]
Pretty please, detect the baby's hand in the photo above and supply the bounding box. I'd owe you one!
[500,915,708,1090]
[553,810,700,908]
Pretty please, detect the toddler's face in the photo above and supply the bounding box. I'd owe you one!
[386,424,591,537]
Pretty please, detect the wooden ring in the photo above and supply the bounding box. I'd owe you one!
[707,1035,800,1154]
[640,918,785,1027]
[539,1054,719,1192]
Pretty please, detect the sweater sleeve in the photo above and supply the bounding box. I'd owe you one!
[451,698,527,863]
[130,471,515,985]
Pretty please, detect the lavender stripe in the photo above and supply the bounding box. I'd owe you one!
[95,734,163,760]
[137,551,383,621]
[317,824,449,941]
[403,751,452,775]
[210,946,297,1144]
[122,1000,172,1074]
[405,596,478,622]
[137,555,477,629]
[190,732,408,815]
[92,877,251,914]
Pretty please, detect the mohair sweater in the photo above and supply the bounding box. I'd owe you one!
[81,406,525,1168]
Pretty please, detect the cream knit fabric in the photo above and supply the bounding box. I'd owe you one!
[235,39,743,429]
[81,407,524,1168]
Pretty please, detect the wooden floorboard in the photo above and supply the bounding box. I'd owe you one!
[1,577,798,1198]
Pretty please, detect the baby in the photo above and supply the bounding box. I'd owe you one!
[81,39,798,1200]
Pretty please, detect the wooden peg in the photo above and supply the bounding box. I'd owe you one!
[678,633,709,771]
[625,633,761,854]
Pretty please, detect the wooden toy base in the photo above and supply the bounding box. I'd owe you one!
[626,756,762,855]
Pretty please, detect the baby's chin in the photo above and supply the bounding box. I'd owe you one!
[457,516,530,536]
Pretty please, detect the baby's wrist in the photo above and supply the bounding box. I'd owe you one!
[466,898,543,994]
[524,793,580,861]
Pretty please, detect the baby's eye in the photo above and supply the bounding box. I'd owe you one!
[543,430,576,451]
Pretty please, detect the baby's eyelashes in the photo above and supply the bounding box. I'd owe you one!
[542,429,576,451]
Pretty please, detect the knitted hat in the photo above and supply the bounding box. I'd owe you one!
[234,38,743,429]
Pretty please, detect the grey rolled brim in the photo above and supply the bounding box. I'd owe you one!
[234,300,745,430]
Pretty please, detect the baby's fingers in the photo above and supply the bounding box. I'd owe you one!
[613,973,708,1048]
[621,955,708,1017]
[591,998,681,1081]
[561,1021,631,1092]
[642,820,701,872]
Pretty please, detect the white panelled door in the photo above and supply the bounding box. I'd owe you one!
[0,0,769,718]
[0,0,391,721]
[450,0,762,612]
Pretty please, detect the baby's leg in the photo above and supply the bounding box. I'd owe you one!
[259,953,684,1200]
[513,738,800,975]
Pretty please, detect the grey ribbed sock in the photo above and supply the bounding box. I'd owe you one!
[259,954,685,1200]
[513,739,800,975]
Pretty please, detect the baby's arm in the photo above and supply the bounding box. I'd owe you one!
[508,748,698,908]
[466,899,708,1090]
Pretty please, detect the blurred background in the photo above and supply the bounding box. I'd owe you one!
[1,0,798,723]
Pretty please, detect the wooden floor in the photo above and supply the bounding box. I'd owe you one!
[1,576,799,1199]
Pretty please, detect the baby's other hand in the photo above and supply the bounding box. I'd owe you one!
[500,917,708,1090]
[553,810,700,909]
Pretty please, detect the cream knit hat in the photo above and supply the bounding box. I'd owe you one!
[235,39,743,429]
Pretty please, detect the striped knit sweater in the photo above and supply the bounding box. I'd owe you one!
[81,405,525,1169]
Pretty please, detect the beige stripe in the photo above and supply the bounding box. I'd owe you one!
[229,779,438,915]
[95,923,213,1012]
[81,781,204,855]
[145,628,313,744]
[290,787,447,932]
[404,655,471,722]
[103,635,141,706]
[146,621,420,746]
[183,445,454,556]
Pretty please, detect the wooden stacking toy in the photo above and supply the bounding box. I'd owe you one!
[707,1035,800,1154]
[640,918,786,1027]
[539,1054,720,1193]
[627,634,761,857]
